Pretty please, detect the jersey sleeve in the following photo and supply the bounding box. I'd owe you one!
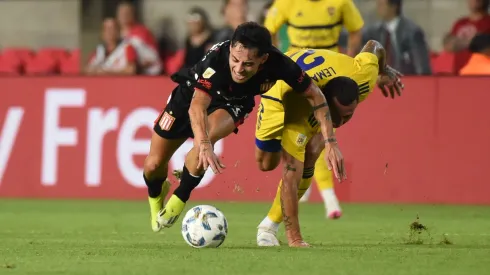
[341,0,364,32]
[274,52,312,94]
[354,52,379,103]
[174,41,226,96]
[264,0,291,35]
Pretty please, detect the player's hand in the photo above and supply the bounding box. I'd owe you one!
[378,65,404,99]
[324,140,347,182]
[196,140,225,174]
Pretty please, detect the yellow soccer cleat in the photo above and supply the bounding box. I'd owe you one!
[149,180,171,232]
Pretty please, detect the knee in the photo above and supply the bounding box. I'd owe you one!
[144,155,167,175]
[255,148,280,172]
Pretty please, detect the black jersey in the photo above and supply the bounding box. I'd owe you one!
[170,40,312,106]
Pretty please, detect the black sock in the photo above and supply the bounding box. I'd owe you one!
[143,173,165,198]
[173,165,203,202]
[303,167,315,179]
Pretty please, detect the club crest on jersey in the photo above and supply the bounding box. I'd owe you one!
[260,80,276,92]
[296,133,307,147]
[159,112,176,131]
[327,7,336,16]
[202,67,216,79]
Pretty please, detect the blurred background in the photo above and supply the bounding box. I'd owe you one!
[1,0,489,77]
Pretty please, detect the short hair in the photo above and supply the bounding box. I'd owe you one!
[388,0,403,15]
[323,76,359,106]
[231,22,272,56]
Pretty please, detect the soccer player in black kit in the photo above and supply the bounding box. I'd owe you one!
[143,22,347,243]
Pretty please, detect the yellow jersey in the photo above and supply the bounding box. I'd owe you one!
[264,0,364,52]
[262,49,378,132]
[255,49,379,160]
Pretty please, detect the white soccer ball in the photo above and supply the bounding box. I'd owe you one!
[181,205,228,248]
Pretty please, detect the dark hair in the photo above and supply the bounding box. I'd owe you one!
[388,0,403,15]
[469,33,490,53]
[231,22,272,56]
[322,77,359,125]
[324,76,359,106]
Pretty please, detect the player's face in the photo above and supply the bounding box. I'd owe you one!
[229,43,269,83]
[330,97,358,128]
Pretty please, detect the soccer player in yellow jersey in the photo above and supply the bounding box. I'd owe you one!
[264,0,365,217]
[254,40,403,247]
[264,0,363,56]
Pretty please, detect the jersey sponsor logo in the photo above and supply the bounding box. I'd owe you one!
[197,78,212,90]
[202,67,216,79]
[296,133,307,147]
[159,112,176,131]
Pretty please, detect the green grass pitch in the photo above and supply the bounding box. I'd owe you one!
[1,199,490,275]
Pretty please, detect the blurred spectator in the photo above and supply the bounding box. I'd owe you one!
[432,33,456,74]
[450,0,490,73]
[258,0,289,52]
[363,0,432,75]
[460,33,490,75]
[214,0,248,43]
[116,1,162,75]
[183,7,215,68]
[85,18,137,75]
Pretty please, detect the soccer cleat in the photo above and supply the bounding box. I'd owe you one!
[257,228,280,247]
[149,180,171,232]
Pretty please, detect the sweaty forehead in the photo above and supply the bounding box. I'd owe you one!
[230,44,259,61]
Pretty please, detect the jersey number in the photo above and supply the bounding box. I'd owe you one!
[295,50,325,71]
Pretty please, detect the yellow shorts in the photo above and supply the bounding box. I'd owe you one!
[254,94,285,153]
[255,93,316,162]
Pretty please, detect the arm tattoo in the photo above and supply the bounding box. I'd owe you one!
[285,164,297,172]
[312,102,328,112]
[324,109,334,137]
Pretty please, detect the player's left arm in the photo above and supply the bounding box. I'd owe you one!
[341,0,364,57]
[277,54,346,181]
[360,40,404,98]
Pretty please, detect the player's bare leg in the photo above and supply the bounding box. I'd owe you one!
[255,146,281,171]
[307,134,342,219]
[158,109,237,228]
[143,132,186,232]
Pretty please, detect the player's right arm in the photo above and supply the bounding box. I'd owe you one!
[186,42,227,174]
[360,40,404,98]
[264,0,290,47]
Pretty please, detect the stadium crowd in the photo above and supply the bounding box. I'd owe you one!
[0,0,489,76]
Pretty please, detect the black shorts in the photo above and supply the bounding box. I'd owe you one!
[153,85,254,139]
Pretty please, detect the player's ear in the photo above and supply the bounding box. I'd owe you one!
[260,53,269,64]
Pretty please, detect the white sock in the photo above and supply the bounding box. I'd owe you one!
[300,185,312,200]
[258,216,279,233]
[321,188,340,211]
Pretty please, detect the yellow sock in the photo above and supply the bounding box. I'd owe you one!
[314,149,334,191]
[266,172,314,223]
[161,194,186,225]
